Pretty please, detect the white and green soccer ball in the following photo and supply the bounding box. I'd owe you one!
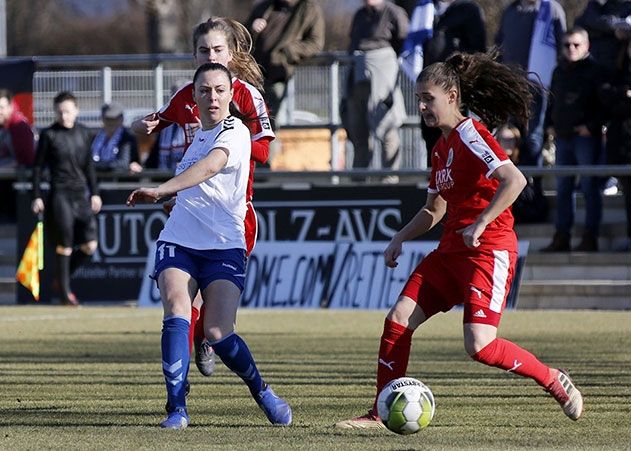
[377,377,435,435]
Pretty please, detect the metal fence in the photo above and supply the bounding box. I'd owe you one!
[24,52,425,170]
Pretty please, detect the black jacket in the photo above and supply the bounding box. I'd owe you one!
[600,58,631,164]
[423,0,486,65]
[545,55,608,139]
[33,122,98,199]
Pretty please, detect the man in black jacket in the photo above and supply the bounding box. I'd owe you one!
[541,27,608,252]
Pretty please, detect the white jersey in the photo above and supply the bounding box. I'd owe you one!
[158,115,251,250]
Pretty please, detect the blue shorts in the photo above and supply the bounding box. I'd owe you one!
[152,241,247,292]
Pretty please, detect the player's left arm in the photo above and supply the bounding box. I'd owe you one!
[458,163,527,248]
[251,136,272,164]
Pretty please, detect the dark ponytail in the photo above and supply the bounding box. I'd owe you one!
[418,51,536,130]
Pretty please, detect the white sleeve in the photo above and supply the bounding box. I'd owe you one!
[214,124,250,168]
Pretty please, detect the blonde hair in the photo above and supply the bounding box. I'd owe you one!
[192,17,264,91]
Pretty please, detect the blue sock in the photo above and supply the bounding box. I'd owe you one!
[211,332,264,397]
[161,316,190,410]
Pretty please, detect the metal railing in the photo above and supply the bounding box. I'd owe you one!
[4,52,425,171]
[4,165,631,186]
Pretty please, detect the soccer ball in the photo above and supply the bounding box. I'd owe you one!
[377,377,435,435]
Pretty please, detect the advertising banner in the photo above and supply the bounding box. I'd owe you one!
[17,184,527,308]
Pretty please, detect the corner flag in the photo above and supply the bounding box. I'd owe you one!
[16,221,44,301]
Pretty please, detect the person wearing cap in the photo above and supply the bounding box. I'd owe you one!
[91,102,142,173]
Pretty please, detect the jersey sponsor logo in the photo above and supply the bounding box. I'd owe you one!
[261,118,271,130]
[184,104,195,112]
[435,167,454,191]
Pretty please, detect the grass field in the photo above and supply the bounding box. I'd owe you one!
[0,307,629,450]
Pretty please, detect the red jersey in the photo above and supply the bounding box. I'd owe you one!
[428,118,517,253]
[155,78,274,201]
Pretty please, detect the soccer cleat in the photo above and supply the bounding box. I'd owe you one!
[165,380,190,413]
[546,369,583,420]
[61,292,80,307]
[334,409,385,429]
[194,338,216,377]
[159,407,189,429]
[256,385,292,425]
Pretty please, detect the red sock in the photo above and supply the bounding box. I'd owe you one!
[374,318,414,409]
[472,338,553,387]
[188,305,200,353]
[194,303,206,343]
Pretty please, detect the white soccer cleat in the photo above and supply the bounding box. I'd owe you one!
[546,369,583,420]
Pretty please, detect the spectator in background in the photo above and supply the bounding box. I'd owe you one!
[541,28,607,252]
[0,89,35,221]
[31,92,102,306]
[343,0,409,179]
[144,83,188,172]
[497,123,549,224]
[246,0,324,132]
[575,0,631,70]
[91,102,142,173]
[576,0,631,197]
[496,0,566,205]
[600,38,631,252]
[0,89,35,168]
[421,0,487,162]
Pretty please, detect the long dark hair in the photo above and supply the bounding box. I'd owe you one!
[418,51,536,130]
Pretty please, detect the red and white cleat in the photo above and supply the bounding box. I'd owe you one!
[546,369,584,420]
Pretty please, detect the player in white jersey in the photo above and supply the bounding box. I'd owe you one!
[127,63,291,430]
[132,18,274,379]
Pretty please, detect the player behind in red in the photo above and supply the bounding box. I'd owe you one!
[132,17,273,379]
[335,51,583,429]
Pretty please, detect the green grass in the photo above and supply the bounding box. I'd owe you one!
[0,307,629,450]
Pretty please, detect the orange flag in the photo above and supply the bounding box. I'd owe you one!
[16,221,44,301]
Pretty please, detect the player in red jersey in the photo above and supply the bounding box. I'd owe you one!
[336,52,583,429]
[132,18,273,379]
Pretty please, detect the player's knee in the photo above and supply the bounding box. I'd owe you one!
[81,240,98,255]
[205,324,234,343]
[162,294,191,318]
[464,334,495,358]
[386,296,425,330]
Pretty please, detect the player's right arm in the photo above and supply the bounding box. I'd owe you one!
[131,84,192,135]
[131,113,161,135]
[384,193,446,268]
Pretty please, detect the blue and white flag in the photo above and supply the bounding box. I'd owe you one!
[527,0,557,89]
[399,0,435,83]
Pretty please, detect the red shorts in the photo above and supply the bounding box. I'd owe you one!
[244,201,258,257]
[400,249,517,326]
